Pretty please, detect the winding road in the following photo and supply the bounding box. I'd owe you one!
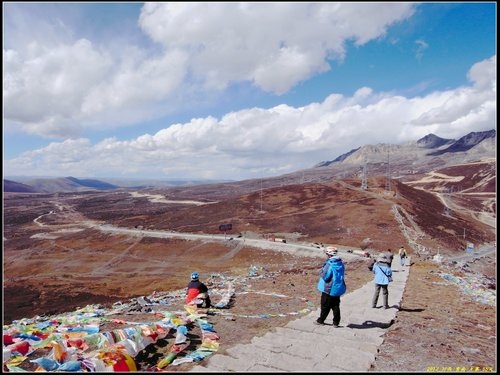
[96,224,362,260]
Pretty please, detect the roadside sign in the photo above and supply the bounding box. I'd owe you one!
[219,223,232,232]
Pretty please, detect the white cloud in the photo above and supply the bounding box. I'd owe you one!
[3,3,75,51]
[4,2,414,139]
[4,39,112,136]
[415,39,429,61]
[467,55,496,90]
[5,55,496,180]
[81,49,188,117]
[410,55,496,137]
[3,39,189,138]
[4,2,416,140]
[3,4,495,180]
[139,2,415,94]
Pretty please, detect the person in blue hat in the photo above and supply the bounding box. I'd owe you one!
[186,272,211,308]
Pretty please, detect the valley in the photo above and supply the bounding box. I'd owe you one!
[3,142,496,372]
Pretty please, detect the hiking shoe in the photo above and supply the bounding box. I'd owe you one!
[332,324,339,328]
[314,320,325,325]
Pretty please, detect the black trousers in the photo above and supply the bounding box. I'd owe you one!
[318,292,341,325]
[197,295,211,308]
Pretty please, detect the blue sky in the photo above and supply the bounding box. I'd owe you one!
[3,2,496,180]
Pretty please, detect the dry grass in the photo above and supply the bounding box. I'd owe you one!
[3,163,496,371]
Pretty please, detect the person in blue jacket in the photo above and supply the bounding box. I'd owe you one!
[371,253,393,309]
[315,247,346,327]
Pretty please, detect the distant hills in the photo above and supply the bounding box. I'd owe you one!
[3,180,38,193]
[3,176,232,194]
[4,129,496,194]
[3,176,118,194]
[65,177,118,190]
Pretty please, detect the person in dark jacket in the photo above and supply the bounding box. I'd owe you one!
[186,272,211,308]
[315,247,346,327]
[385,248,394,267]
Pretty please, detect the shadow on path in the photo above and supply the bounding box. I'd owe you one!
[347,319,395,329]
[398,307,425,312]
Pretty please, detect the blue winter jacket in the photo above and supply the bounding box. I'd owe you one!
[317,256,346,296]
[373,262,392,285]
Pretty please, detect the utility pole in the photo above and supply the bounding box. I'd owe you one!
[361,158,368,190]
[260,178,263,212]
[385,151,391,192]
[259,158,264,213]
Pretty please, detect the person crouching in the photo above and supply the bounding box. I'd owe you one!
[186,272,211,308]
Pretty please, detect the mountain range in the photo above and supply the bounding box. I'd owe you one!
[315,129,495,167]
[4,129,496,194]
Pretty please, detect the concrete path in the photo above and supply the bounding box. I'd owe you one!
[190,256,410,372]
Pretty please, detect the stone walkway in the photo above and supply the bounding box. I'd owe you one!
[190,256,410,372]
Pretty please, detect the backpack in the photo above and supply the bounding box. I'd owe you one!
[317,257,346,296]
